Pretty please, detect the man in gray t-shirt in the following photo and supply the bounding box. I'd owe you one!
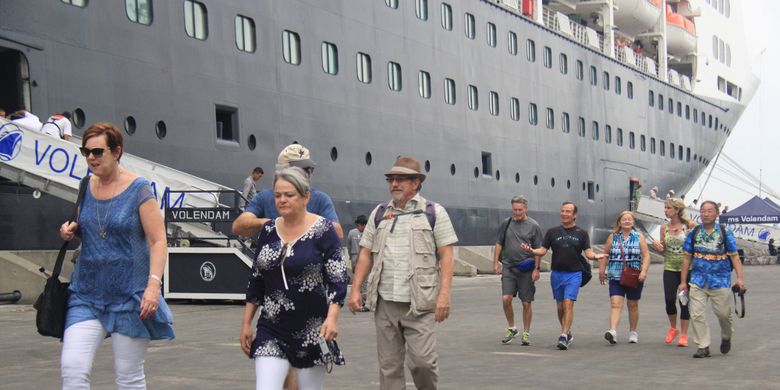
[492,196,543,345]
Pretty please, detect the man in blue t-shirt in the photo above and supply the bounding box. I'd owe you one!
[232,144,343,239]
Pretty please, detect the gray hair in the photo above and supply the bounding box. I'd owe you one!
[274,167,311,197]
[511,196,528,206]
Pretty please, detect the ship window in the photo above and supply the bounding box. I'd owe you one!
[708,114,713,128]
[726,45,731,66]
[693,108,698,123]
[322,42,339,75]
[587,181,595,200]
[496,170,501,181]
[543,46,552,69]
[357,52,372,83]
[551,178,555,187]
[418,70,431,98]
[468,85,478,111]
[701,111,706,125]
[592,121,599,141]
[678,145,684,160]
[650,137,656,154]
[388,61,402,91]
[526,39,536,62]
[725,0,730,17]
[528,103,538,126]
[670,143,676,159]
[559,53,568,74]
[567,180,571,189]
[73,108,86,128]
[576,60,583,80]
[685,105,690,119]
[658,94,664,110]
[487,22,497,47]
[126,0,153,25]
[605,125,612,144]
[616,128,624,146]
[603,71,610,91]
[248,135,256,151]
[155,120,166,139]
[415,0,428,20]
[562,112,570,133]
[718,39,725,63]
[386,0,398,9]
[516,173,521,183]
[715,117,719,130]
[215,105,238,143]
[451,163,456,176]
[508,31,518,55]
[482,152,492,176]
[444,78,456,104]
[331,147,338,161]
[441,3,453,31]
[124,116,136,135]
[534,176,538,185]
[546,108,555,129]
[589,66,597,86]
[668,98,673,114]
[628,131,635,149]
[648,90,654,107]
[660,140,665,156]
[465,13,476,39]
[686,147,691,162]
[184,0,208,40]
[510,97,520,121]
[627,82,633,99]
[712,36,718,59]
[577,117,585,137]
[235,15,256,53]
[640,134,646,151]
[62,0,87,8]
[282,30,301,65]
[489,91,499,116]
[615,76,621,95]
[365,152,372,166]
[677,102,682,117]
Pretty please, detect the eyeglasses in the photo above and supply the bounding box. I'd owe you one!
[385,176,414,183]
[79,147,108,158]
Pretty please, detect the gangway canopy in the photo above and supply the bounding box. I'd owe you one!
[720,196,780,225]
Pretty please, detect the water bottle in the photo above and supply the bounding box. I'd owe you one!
[678,290,688,306]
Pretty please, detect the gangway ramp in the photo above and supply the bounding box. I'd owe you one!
[0,119,239,247]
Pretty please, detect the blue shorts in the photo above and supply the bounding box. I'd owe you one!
[550,271,582,302]
[608,279,644,300]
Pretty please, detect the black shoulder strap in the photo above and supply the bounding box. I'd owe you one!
[43,120,63,138]
[719,224,727,250]
[499,217,512,246]
[52,176,90,278]
[373,200,437,230]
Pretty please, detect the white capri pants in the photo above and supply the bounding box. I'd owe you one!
[255,356,326,390]
[61,319,149,390]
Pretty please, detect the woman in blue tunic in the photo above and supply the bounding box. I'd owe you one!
[240,167,348,390]
[59,123,174,389]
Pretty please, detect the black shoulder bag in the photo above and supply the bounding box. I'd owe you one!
[34,176,90,339]
[559,226,592,287]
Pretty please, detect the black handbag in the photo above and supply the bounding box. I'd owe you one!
[33,176,89,339]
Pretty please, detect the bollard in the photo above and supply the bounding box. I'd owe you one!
[0,290,22,303]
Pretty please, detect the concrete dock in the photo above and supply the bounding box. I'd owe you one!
[1,263,778,389]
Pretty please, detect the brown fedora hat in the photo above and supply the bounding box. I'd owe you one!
[385,155,426,182]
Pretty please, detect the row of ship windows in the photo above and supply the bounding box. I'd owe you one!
[705,0,731,18]
[712,36,732,67]
[647,91,730,134]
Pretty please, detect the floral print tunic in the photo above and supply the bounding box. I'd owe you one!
[246,217,348,368]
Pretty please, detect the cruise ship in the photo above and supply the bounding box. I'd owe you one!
[0,0,759,248]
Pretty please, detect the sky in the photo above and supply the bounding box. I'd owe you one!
[686,0,780,209]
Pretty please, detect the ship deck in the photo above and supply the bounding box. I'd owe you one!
[1,263,777,389]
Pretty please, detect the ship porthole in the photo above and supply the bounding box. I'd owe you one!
[424,160,431,172]
[495,170,500,181]
[124,116,136,135]
[582,182,586,191]
[450,164,456,176]
[155,121,167,139]
[473,167,479,178]
[248,135,257,151]
[365,152,372,166]
[73,108,86,129]
[533,175,538,185]
[596,184,600,192]
[551,178,555,187]
[567,180,571,189]
[515,173,520,183]
[330,147,338,161]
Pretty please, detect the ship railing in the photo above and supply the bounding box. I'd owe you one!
[542,7,557,30]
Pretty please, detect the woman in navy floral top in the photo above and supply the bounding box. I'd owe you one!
[240,167,348,389]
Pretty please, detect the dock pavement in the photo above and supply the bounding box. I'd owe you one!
[1,263,779,389]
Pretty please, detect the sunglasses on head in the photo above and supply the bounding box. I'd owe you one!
[79,147,108,158]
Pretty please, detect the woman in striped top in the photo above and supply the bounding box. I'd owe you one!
[599,211,650,344]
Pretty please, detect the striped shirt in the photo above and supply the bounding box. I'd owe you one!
[606,230,642,281]
[360,193,458,303]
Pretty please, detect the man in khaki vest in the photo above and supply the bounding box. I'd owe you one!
[349,156,458,390]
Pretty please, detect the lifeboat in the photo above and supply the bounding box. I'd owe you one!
[613,0,662,37]
[666,6,696,57]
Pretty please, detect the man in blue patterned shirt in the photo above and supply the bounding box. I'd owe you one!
[680,200,746,358]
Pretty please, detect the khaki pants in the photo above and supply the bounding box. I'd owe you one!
[689,284,733,349]
[375,297,438,390]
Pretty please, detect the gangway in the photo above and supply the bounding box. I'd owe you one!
[0,119,239,247]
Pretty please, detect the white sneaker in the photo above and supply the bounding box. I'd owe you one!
[628,331,639,344]
[604,329,617,345]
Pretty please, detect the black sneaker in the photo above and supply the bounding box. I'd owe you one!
[693,347,711,358]
[720,339,731,354]
[557,335,569,350]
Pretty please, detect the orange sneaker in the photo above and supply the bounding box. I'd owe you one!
[665,327,679,344]
[678,334,688,347]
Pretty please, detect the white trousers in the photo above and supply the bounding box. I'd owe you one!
[255,357,326,390]
[61,319,149,390]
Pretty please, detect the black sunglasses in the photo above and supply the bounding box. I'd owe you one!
[79,147,108,158]
[385,176,414,183]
